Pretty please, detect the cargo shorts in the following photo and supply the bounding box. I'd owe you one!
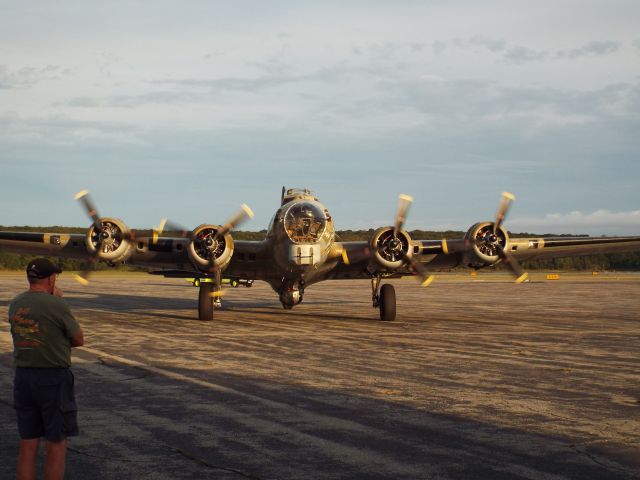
[14,367,79,442]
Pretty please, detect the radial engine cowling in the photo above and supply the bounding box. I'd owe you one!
[85,217,133,263]
[463,221,510,267]
[188,224,234,272]
[369,227,413,270]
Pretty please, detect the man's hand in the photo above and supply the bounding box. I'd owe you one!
[52,287,64,297]
[71,328,84,347]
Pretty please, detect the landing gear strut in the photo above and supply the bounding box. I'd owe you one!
[371,276,396,321]
[197,271,222,321]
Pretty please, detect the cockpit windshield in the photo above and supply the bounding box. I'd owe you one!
[284,202,327,243]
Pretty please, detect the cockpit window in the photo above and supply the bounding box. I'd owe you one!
[284,202,327,243]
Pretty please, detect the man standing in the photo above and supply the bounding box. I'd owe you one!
[8,258,84,480]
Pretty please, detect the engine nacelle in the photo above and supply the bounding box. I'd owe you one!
[369,227,413,270]
[463,221,510,267]
[85,217,133,263]
[188,224,234,272]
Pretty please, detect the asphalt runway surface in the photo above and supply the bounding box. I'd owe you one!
[1,272,639,479]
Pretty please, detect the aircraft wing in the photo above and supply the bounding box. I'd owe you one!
[421,235,640,268]
[328,235,640,280]
[0,231,89,259]
[507,236,640,261]
[0,230,275,281]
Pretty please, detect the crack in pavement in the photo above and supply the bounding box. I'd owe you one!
[96,357,152,381]
[67,446,134,462]
[568,444,640,480]
[170,447,263,480]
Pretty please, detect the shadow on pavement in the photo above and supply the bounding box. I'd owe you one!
[0,351,637,480]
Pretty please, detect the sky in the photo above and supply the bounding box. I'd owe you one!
[1,0,639,235]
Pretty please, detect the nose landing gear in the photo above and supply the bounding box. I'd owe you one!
[280,287,304,309]
[279,279,305,309]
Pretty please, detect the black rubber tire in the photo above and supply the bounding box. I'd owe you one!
[198,283,214,321]
[379,283,396,321]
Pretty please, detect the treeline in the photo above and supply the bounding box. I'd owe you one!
[0,226,638,271]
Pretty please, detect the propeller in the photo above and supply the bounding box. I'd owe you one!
[73,189,159,284]
[155,204,254,245]
[156,204,254,300]
[341,194,434,286]
[492,192,528,283]
[494,191,515,235]
[200,204,254,302]
[75,189,101,232]
[73,189,104,285]
[394,194,434,287]
[216,204,254,239]
[496,243,528,284]
[402,250,435,287]
[394,194,413,238]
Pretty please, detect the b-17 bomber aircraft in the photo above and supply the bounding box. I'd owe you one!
[1,187,639,321]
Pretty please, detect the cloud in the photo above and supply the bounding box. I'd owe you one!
[557,40,621,59]
[503,46,549,64]
[62,91,203,108]
[0,112,142,147]
[379,77,640,132]
[0,64,70,89]
[443,38,621,64]
[510,210,640,235]
[152,74,302,93]
[453,36,507,53]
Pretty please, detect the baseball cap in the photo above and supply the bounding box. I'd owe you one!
[26,258,62,279]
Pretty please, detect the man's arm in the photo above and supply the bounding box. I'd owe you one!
[70,327,84,347]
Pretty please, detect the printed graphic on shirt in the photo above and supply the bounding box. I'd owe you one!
[10,307,44,348]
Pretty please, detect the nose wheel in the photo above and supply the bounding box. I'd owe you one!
[279,285,304,309]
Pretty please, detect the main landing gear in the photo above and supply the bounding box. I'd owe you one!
[372,276,396,321]
[197,275,222,321]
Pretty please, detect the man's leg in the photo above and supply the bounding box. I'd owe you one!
[17,438,40,480]
[44,439,67,480]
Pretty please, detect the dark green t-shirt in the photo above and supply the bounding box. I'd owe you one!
[8,291,80,368]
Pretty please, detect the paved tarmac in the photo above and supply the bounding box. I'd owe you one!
[1,272,639,479]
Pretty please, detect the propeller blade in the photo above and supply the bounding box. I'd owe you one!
[494,191,515,234]
[496,244,528,284]
[72,251,99,285]
[216,204,254,238]
[156,219,191,240]
[75,189,101,230]
[145,218,169,244]
[394,194,413,237]
[73,273,90,286]
[402,253,435,287]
